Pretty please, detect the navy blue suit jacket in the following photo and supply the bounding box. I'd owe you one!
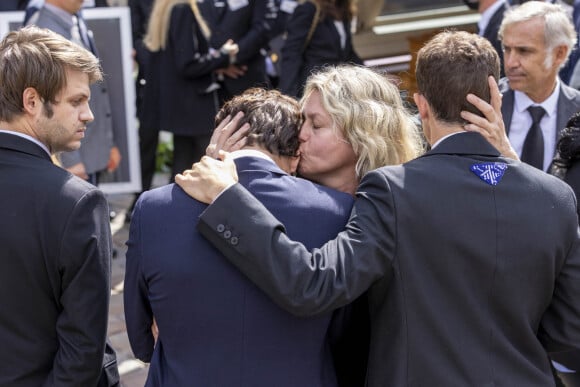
[124,156,358,386]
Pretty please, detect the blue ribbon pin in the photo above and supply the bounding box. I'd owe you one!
[470,162,508,186]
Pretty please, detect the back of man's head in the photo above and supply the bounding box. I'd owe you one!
[215,88,302,157]
[415,30,500,125]
[0,25,101,123]
[499,1,576,63]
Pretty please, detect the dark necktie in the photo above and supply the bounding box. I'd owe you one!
[521,105,546,170]
[72,14,97,56]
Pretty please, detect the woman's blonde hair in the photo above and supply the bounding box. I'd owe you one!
[144,0,210,51]
[301,64,424,179]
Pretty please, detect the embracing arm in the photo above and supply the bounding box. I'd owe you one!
[195,170,395,316]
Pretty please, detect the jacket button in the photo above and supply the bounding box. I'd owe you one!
[230,236,238,246]
[217,224,225,233]
[224,230,232,238]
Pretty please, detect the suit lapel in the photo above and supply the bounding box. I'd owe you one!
[556,84,580,141]
[501,88,515,135]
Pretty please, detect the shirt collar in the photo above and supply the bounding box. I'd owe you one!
[514,78,560,117]
[230,149,276,163]
[0,129,51,157]
[430,131,465,149]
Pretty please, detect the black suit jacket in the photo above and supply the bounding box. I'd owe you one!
[198,0,275,96]
[279,1,362,97]
[481,2,506,78]
[0,133,112,386]
[154,4,230,137]
[197,132,580,386]
[0,0,26,11]
[128,0,156,126]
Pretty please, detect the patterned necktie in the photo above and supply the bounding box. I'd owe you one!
[70,15,84,47]
[521,105,546,170]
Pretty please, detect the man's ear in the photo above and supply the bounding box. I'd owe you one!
[22,87,41,114]
[553,44,569,69]
[413,93,430,121]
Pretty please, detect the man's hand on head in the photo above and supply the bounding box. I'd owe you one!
[175,151,239,204]
[461,76,519,160]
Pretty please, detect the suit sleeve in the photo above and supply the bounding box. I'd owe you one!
[124,197,155,362]
[538,198,580,354]
[169,6,230,79]
[197,169,395,316]
[49,189,111,386]
[234,0,276,64]
[279,2,313,95]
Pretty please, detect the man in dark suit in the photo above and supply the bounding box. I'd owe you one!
[126,0,156,219]
[176,31,580,386]
[124,88,362,386]
[0,26,112,386]
[464,0,507,76]
[198,0,277,99]
[26,0,121,185]
[0,0,27,11]
[499,1,580,172]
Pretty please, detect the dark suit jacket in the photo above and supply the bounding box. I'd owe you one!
[0,132,112,386]
[128,0,155,125]
[501,79,580,169]
[0,0,26,11]
[28,6,116,174]
[154,4,230,137]
[197,133,580,386]
[198,0,275,96]
[481,2,506,78]
[279,1,362,97]
[125,156,363,386]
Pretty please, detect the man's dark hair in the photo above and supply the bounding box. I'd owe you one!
[415,30,500,124]
[215,88,303,157]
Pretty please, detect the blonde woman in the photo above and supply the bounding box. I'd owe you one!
[296,64,423,195]
[178,65,424,385]
[144,0,238,180]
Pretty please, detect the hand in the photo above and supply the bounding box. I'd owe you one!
[175,151,239,204]
[220,39,239,57]
[205,111,249,158]
[152,318,159,344]
[66,162,89,180]
[107,146,122,172]
[216,64,247,79]
[461,76,519,160]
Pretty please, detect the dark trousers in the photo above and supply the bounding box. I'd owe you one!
[139,124,160,193]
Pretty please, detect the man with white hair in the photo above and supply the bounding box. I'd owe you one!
[499,0,580,172]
